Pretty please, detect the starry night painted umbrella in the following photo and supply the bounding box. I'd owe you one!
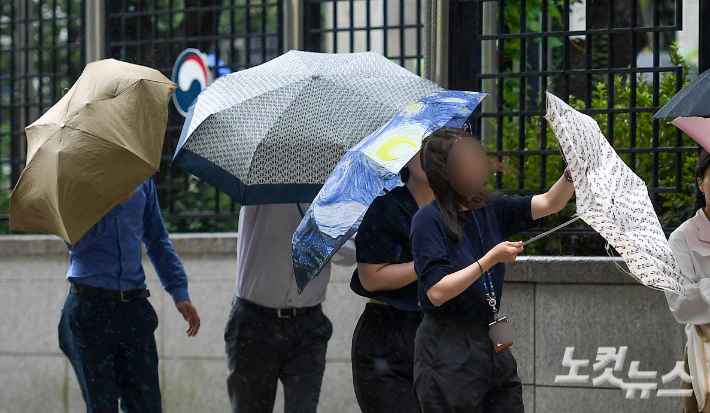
[292,91,487,293]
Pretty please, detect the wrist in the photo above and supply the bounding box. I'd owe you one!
[563,168,573,183]
[479,254,496,272]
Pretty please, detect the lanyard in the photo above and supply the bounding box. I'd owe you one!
[461,211,500,320]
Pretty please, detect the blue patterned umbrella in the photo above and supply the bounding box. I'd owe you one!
[292,91,487,293]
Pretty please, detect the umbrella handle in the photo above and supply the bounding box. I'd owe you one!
[522,215,581,247]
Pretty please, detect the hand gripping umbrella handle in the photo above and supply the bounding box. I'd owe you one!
[522,215,581,247]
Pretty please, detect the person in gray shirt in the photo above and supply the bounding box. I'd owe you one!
[224,203,355,413]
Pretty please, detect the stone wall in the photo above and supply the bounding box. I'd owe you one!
[0,234,687,413]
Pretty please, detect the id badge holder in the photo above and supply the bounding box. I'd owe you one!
[488,316,513,352]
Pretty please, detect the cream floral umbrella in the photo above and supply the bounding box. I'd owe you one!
[544,92,683,295]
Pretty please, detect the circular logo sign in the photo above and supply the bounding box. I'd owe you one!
[171,49,211,117]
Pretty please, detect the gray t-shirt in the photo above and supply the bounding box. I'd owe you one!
[236,203,354,308]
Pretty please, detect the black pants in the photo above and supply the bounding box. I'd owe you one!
[224,297,333,413]
[58,292,161,413]
[351,303,422,413]
[413,313,525,413]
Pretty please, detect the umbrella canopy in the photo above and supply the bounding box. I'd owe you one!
[9,59,176,244]
[171,50,442,205]
[545,92,683,294]
[292,91,487,293]
[654,68,710,118]
[672,117,710,152]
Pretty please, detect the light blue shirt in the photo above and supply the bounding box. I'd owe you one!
[66,178,190,304]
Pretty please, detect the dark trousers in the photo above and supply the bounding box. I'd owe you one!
[224,297,333,413]
[351,303,422,413]
[58,291,161,413]
[413,313,525,413]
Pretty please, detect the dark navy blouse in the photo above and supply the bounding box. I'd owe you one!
[410,195,538,319]
[350,185,421,312]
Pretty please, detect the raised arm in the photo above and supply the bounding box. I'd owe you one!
[531,168,575,220]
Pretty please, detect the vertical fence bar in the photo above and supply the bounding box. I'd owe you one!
[19,0,30,184]
[399,0,405,65]
[606,0,614,146]
[7,0,16,192]
[383,0,388,58]
[416,0,422,75]
[539,0,548,190]
[629,0,640,171]
[366,0,371,50]
[333,0,338,52]
[350,0,354,52]
[584,0,592,109]
[517,0,526,191]
[700,0,710,72]
[651,0,660,202]
[38,1,44,115]
[496,0,504,189]
[52,0,58,102]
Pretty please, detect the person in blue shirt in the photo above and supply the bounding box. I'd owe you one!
[410,127,575,413]
[57,178,201,413]
[350,151,431,413]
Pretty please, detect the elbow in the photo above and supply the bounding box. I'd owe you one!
[550,203,566,216]
[546,198,566,215]
[427,289,446,307]
[359,274,380,293]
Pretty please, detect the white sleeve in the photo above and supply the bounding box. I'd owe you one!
[665,231,710,325]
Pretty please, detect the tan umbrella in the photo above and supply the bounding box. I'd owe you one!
[9,58,177,244]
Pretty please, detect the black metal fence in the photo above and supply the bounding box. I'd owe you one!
[449,0,710,254]
[0,0,86,222]
[105,0,283,231]
[303,0,425,75]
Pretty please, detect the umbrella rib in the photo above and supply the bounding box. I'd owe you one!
[241,77,394,182]
[323,75,440,111]
[186,76,311,141]
[59,79,174,127]
[59,81,138,127]
[522,215,581,246]
[65,125,156,168]
[241,79,339,183]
